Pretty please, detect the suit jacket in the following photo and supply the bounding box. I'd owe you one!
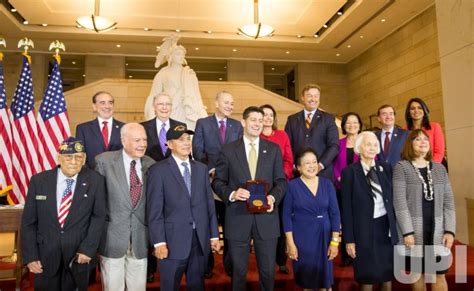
[193,115,243,170]
[333,137,360,189]
[340,161,398,248]
[212,138,287,241]
[285,109,339,180]
[94,150,156,259]
[142,118,186,161]
[147,158,219,260]
[21,167,106,276]
[76,118,124,168]
[376,127,408,167]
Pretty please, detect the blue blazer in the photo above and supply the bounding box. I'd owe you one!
[192,115,243,170]
[147,158,219,260]
[376,128,408,167]
[76,118,124,168]
[285,109,339,180]
[141,118,186,162]
[340,161,398,248]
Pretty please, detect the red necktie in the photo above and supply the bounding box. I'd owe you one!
[130,160,142,208]
[102,121,109,150]
[383,131,390,157]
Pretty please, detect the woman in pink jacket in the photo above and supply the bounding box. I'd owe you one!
[404,98,445,163]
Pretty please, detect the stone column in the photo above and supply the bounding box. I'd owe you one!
[435,0,473,244]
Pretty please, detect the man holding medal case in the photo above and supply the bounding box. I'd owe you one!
[212,106,287,291]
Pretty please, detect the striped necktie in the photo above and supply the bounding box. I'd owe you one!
[305,112,312,129]
[182,162,191,195]
[366,167,383,198]
[58,178,74,228]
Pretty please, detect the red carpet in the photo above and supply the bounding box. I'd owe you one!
[2,241,473,290]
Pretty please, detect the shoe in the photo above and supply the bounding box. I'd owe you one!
[204,271,213,279]
[147,273,154,283]
[278,265,289,274]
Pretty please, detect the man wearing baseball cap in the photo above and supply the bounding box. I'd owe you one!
[21,137,106,291]
[147,124,220,291]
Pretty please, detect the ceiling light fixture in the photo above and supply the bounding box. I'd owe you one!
[238,0,274,39]
[323,24,328,28]
[297,35,303,38]
[76,0,117,33]
[11,8,17,12]
[314,33,319,38]
[23,20,28,25]
[144,27,150,31]
[337,10,343,16]
[42,23,48,27]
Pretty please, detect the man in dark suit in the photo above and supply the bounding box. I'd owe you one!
[212,106,287,291]
[21,137,106,291]
[141,92,186,281]
[192,90,243,277]
[142,92,186,162]
[285,84,339,180]
[76,91,124,168]
[95,123,155,291]
[147,124,220,291]
[375,104,408,167]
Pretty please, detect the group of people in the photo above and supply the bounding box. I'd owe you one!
[20,85,456,291]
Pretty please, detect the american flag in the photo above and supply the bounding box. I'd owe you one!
[0,55,14,203]
[37,57,70,170]
[9,55,42,204]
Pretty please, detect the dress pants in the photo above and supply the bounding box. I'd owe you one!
[206,200,232,273]
[229,217,278,291]
[275,202,287,268]
[159,230,206,291]
[100,246,147,291]
[34,255,78,291]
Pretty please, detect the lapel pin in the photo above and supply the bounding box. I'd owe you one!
[317,115,320,118]
[115,125,119,128]
[82,182,87,186]
[394,133,398,137]
[379,165,383,172]
[263,150,267,154]
[84,194,88,198]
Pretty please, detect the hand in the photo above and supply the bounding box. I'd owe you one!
[154,245,169,260]
[233,188,250,201]
[443,233,454,250]
[404,235,415,248]
[76,253,91,264]
[346,243,356,258]
[210,240,221,253]
[266,196,274,213]
[286,243,298,261]
[327,245,338,260]
[27,261,43,274]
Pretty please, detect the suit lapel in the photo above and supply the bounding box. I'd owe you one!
[354,162,371,197]
[148,119,159,151]
[168,158,190,199]
[64,169,89,228]
[190,161,199,202]
[255,139,268,180]
[224,119,236,144]
[309,110,322,132]
[45,169,60,227]
[389,128,401,158]
[89,119,104,144]
[234,139,252,181]
[211,116,224,145]
[113,151,132,209]
[109,119,121,148]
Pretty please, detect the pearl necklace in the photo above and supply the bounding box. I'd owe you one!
[411,161,434,201]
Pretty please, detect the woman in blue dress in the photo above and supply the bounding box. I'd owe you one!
[283,147,341,290]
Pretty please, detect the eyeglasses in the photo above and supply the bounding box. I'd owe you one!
[61,154,85,162]
[156,102,172,107]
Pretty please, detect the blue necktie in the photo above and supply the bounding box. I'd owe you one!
[182,162,191,195]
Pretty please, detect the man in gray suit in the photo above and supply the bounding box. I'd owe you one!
[95,123,155,291]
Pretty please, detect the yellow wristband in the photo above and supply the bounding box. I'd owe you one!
[330,241,339,247]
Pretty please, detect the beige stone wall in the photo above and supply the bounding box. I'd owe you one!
[295,63,349,118]
[227,60,265,87]
[347,6,444,130]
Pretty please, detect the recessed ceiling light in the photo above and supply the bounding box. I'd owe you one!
[116,44,121,48]
[144,27,150,31]
[337,11,343,16]
[82,74,86,77]
[323,24,328,28]
[297,35,303,38]
[232,49,237,52]
[271,67,275,70]
[360,35,364,39]
[206,30,212,34]
[336,53,341,56]
[381,18,386,22]
[72,61,76,65]
[314,34,319,38]
[285,51,290,54]
[42,23,48,27]
[156,46,160,50]
[347,44,352,48]
[10,8,17,12]
[128,75,133,78]
[195,47,199,50]
[219,77,223,81]
[23,20,28,25]
[175,29,181,32]
[224,66,227,69]
[125,63,129,66]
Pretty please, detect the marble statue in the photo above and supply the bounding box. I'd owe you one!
[144,35,207,130]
